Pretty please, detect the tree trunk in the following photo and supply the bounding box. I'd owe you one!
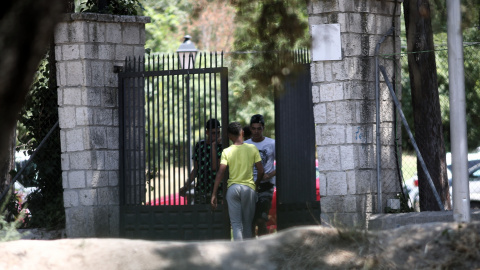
[403,0,451,211]
[66,0,75,13]
[0,0,64,194]
[0,127,16,195]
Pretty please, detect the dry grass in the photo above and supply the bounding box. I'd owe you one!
[369,222,480,269]
[270,222,480,269]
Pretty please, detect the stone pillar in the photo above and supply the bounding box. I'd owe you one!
[54,13,149,237]
[308,0,402,227]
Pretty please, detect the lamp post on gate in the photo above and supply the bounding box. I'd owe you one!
[177,35,198,69]
[177,35,197,182]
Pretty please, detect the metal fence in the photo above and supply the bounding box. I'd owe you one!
[120,52,228,207]
[380,42,480,212]
[119,52,231,240]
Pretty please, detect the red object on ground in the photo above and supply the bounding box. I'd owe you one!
[148,193,188,206]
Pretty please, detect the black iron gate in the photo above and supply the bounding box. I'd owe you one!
[275,51,320,229]
[118,53,230,240]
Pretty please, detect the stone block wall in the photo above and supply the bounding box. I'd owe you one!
[55,13,149,237]
[308,0,402,227]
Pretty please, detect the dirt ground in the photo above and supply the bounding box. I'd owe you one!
[2,222,480,269]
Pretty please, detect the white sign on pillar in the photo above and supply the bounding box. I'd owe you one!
[311,24,342,61]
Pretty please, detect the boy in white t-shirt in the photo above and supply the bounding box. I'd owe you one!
[245,114,276,236]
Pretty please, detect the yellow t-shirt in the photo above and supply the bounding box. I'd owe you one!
[220,143,261,190]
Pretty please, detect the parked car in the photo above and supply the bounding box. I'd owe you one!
[404,153,480,210]
[450,161,480,208]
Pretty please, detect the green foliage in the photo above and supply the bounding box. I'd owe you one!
[2,190,29,225]
[226,0,310,135]
[0,193,26,242]
[18,53,64,229]
[434,29,480,151]
[232,0,310,95]
[139,0,309,139]
[141,0,191,53]
[227,56,276,136]
[79,0,142,15]
[402,33,480,152]
[430,0,480,33]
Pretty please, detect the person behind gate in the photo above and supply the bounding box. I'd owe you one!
[180,118,223,204]
[245,114,276,236]
[211,121,264,241]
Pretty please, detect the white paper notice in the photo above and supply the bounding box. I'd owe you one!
[311,24,342,61]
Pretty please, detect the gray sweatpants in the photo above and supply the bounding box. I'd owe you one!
[226,184,257,241]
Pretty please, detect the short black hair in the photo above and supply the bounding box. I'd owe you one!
[250,114,265,126]
[227,122,242,136]
[205,118,221,130]
[243,125,251,138]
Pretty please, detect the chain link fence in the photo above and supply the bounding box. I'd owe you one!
[381,42,480,212]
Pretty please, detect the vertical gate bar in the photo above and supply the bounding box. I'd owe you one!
[119,66,125,207]
[201,53,207,204]
[174,67,179,205]
[140,56,146,205]
[128,72,134,205]
[150,56,156,205]
[132,57,138,205]
[126,58,133,205]
[203,53,207,145]
[170,53,175,205]
[173,53,178,205]
[155,55,160,205]
[192,70,197,197]
[134,56,138,205]
[207,52,213,125]
[195,55,202,201]
[167,54,171,205]
[134,56,139,205]
[214,54,218,123]
[125,59,131,205]
[178,65,183,205]
[183,72,187,203]
[124,69,129,205]
[214,55,219,196]
[146,56,152,205]
[220,66,229,238]
[162,56,166,205]
[139,56,145,205]
[209,53,213,127]
[152,57,157,205]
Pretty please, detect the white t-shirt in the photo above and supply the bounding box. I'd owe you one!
[245,137,275,185]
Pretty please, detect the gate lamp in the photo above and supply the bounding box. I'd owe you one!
[177,35,198,69]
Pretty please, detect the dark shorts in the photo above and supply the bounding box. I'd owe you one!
[254,196,272,222]
[254,182,274,222]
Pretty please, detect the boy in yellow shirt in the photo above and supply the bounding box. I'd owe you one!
[211,122,264,240]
